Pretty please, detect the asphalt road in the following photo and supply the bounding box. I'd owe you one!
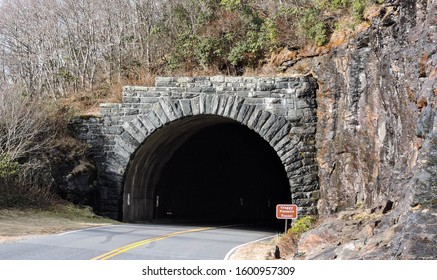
[0,223,276,260]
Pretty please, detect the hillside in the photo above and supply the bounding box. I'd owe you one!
[273,0,437,259]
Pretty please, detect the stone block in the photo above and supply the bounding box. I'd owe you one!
[124,108,140,116]
[131,118,149,139]
[296,99,317,109]
[286,160,303,172]
[113,141,131,159]
[288,109,304,121]
[210,95,220,115]
[248,91,271,98]
[229,96,245,119]
[122,122,145,144]
[201,86,215,93]
[210,76,225,83]
[290,125,316,135]
[120,115,136,122]
[199,94,206,114]
[176,77,195,84]
[152,102,170,124]
[140,97,159,103]
[288,79,303,89]
[185,87,203,93]
[224,77,242,83]
[179,99,192,116]
[292,192,306,199]
[183,92,200,99]
[270,124,291,148]
[222,96,234,117]
[263,116,287,142]
[257,83,276,91]
[204,94,213,114]
[243,77,257,83]
[137,115,155,133]
[253,111,272,132]
[104,126,124,135]
[271,90,288,98]
[190,97,201,115]
[119,131,139,152]
[216,95,229,116]
[240,105,256,125]
[236,104,251,123]
[293,198,318,208]
[236,91,250,98]
[155,77,176,87]
[301,174,318,185]
[159,98,178,121]
[281,148,300,164]
[259,114,277,138]
[145,110,162,128]
[137,90,161,97]
[246,108,262,129]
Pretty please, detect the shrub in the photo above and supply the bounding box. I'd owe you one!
[351,0,367,21]
[299,8,328,46]
[288,216,317,237]
[220,0,241,10]
[0,84,64,208]
[0,154,19,178]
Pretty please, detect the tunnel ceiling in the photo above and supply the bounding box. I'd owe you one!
[123,115,291,222]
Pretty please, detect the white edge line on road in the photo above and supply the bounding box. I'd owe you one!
[57,225,116,236]
[223,234,277,260]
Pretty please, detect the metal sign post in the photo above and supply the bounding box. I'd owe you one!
[276,204,298,234]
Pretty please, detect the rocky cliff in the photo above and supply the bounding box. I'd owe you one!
[277,0,436,259]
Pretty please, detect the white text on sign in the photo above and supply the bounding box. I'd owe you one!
[276,204,298,219]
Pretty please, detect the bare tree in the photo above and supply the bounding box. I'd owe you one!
[0,83,55,162]
[0,0,311,98]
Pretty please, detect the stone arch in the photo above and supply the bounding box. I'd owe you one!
[73,76,319,220]
[112,94,307,222]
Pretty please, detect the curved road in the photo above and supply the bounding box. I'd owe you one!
[0,224,276,260]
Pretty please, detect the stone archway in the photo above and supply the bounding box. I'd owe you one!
[73,76,319,220]
[122,114,293,221]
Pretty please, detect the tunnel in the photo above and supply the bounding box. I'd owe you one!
[123,115,291,225]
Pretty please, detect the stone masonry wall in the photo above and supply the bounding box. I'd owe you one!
[72,76,319,220]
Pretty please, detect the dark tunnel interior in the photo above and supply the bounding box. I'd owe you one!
[153,122,291,225]
[123,115,292,230]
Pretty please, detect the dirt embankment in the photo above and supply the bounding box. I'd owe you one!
[0,206,117,244]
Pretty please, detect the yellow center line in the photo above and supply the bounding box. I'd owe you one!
[91,227,214,260]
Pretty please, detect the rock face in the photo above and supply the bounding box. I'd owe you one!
[281,0,437,259]
[50,137,97,206]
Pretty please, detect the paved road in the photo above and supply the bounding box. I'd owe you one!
[0,223,276,260]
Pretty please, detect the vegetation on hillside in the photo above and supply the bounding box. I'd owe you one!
[0,0,382,208]
[288,216,317,238]
[0,0,380,97]
[0,85,68,207]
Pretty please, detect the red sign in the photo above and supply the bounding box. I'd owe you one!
[276,204,298,219]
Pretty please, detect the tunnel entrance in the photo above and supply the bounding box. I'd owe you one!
[123,115,291,224]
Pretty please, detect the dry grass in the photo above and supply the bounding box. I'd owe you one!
[229,233,299,260]
[228,237,278,260]
[61,70,157,117]
[0,204,117,244]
